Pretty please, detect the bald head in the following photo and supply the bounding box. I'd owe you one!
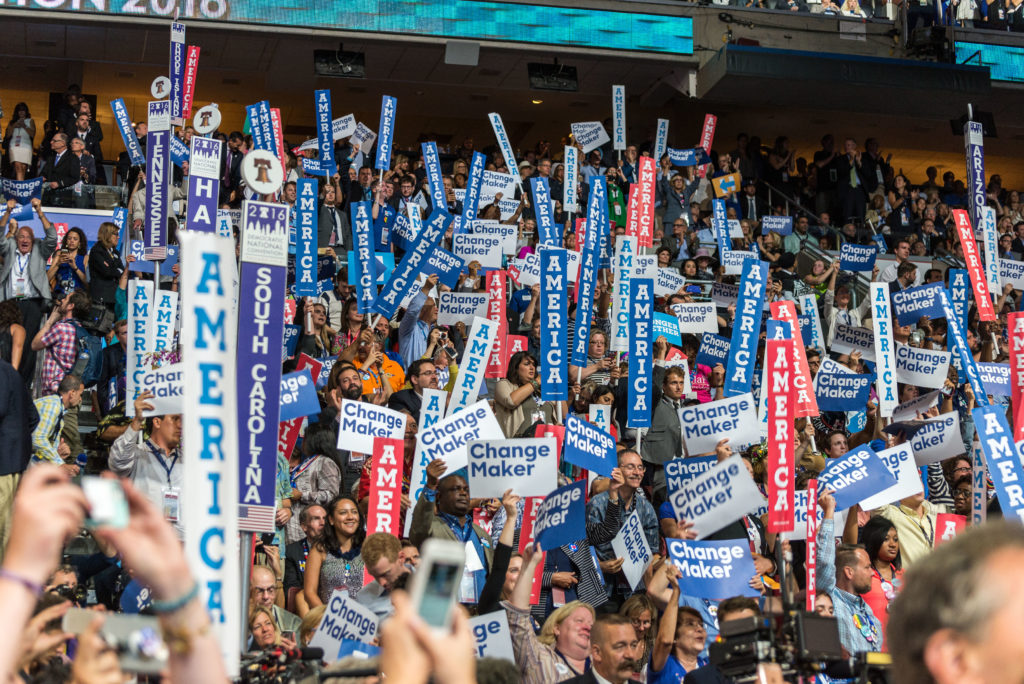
[250,565,277,608]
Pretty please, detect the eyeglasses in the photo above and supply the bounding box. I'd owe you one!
[953,466,972,473]
[419,371,438,377]
[953,489,972,499]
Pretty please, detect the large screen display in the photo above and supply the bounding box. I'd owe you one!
[6,0,694,55]
[955,41,1024,83]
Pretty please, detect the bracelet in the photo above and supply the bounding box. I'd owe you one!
[162,617,212,656]
[150,581,199,614]
[0,568,44,597]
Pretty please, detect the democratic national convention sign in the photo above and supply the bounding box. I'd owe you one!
[895,343,951,390]
[669,456,763,539]
[839,243,877,272]
[892,282,945,326]
[562,414,617,477]
[818,444,897,511]
[627,279,654,428]
[666,538,760,599]
[467,437,558,499]
[724,259,768,397]
[534,480,587,551]
[337,400,408,455]
[677,393,759,456]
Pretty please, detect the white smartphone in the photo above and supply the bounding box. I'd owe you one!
[408,539,466,631]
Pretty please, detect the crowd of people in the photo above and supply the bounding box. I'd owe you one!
[1,75,1023,684]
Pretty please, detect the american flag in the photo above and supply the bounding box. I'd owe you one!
[143,246,168,261]
[239,504,276,533]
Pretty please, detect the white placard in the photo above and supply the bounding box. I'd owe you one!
[895,342,951,389]
[672,302,717,334]
[909,411,965,465]
[784,490,847,542]
[892,389,941,422]
[858,443,923,509]
[438,292,489,327]
[469,611,515,661]
[309,590,380,660]
[656,268,687,296]
[722,250,756,275]
[571,121,611,154]
[610,509,652,590]
[677,393,760,455]
[415,399,504,473]
[830,324,876,362]
[336,400,408,455]
[453,233,503,269]
[669,456,764,539]
[138,362,183,417]
[467,437,558,499]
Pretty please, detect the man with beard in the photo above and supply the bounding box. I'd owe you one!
[565,614,642,684]
[410,459,494,603]
[388,359,438,416]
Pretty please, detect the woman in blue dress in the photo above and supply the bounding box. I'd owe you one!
[47,226,89,298]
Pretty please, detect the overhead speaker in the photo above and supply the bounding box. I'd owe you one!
[445,41,480,66]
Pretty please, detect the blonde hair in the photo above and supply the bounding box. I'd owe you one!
[97,221,119,245]
[537,600,595,646]
[247,604,281,645]
[299,605,326,645]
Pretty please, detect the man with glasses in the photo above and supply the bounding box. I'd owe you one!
[661,218,691,266]
[249,565,301,637]
[388,358,438,416]
[586,450,659,610]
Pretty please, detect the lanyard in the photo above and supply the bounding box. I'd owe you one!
[553,650,589,676]
[147,441,178,484]
[290,455,318,487]
[299,540,309,574]
[15,253,29,277]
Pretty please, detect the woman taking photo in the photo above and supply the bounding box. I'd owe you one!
[494,351,555,438]
[48,227,89,299]
[88,221,124,312]
[296,300,336,359]
[248,605,296,651]
[303,495,366,607]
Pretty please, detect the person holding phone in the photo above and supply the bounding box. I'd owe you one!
[47,227,88,299]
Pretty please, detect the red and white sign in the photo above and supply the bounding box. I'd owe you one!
[270,107,286,178]
[625,184,639,239]
[935,513,966,546]
[637,156,656,248]
[182,45,200,120]
[805,479,818,612]
[1009,313,1024,441]
[507,334,527,356]
[770,301,819,418]
[518,497,545,604]
[535,424,565,460]
[575,217,587,253]
[767,337,795,533]
[277,354,322,461]
[953,209,996,322]
[366,437,405,537]
[485,270,507,378]
[696,114,717,179]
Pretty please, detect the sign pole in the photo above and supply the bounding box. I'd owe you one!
[239,532,252,649]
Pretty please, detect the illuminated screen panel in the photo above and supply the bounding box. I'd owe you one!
[6,0,694,55]
[955,41,1024,83]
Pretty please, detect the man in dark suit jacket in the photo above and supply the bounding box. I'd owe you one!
[387,358,439,418]
[283,503,326,614]
[834,138,869,223]
[42,133,81,195]
[739,179,767,222]
[564,614,644,684]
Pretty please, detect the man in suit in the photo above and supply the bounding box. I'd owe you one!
[41,133,80,205]
[283,504,325,617]
[739,178,766,222]
[70,112,106,183]
[564,614,643,684]
[221,131,246,204]
[1,197,58,383]
[835,138,869,223]
[388,358,438,417]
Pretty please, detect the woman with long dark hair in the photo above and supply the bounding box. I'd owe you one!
[303,495,366,607]
[860,516,903,643]
[47,227,89,298]
[3,103,35,180]
[494,350,553,437]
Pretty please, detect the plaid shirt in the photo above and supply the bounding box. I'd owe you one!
[816,519,883,654]
[503,602,586,684]
[40,319,78,395]
[31,394,65,464]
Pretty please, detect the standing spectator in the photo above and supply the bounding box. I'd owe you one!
[46,227,89,299]
[0,300,26,373]
[3,103,36,181]
[835,138,868,222]
[39,133,80,205]
[31,289,91,396]
[30,374,83,470]
[284,420,342,545]
[1,198,57,383]
[87,222,123,312]
[0,358,38,562]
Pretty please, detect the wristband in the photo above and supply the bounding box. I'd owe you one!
[150,581,199,614]
[0,568,44,597]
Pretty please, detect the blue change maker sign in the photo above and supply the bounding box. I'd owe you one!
[724,260,768,397]
[563,414,616,477]
[540,248,568,401]
[628,278,654,428]
[534,480,587,551]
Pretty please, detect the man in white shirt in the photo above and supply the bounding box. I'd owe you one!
[879,238,921,286]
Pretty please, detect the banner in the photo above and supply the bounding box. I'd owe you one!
[892,282,945,326]
[469,612,515,661]
[184,136,222,233]
[571,121,610,154]
[448,318,499,415]
[655,268,686,297]
[818,445,897,511]
[296,115,357,152]
[413,399,504,473]
[366,437,405,537]
[468,437,557,499]
[484,271,508,378]
[563,414,616,477]
[151,290,178,352]
[665,457,717,496]
[1001,259,1024,290]
[337,400,407,455]
[436,292,486,327]
[870,283,898,416]
[179,231,240,674]
[653,118,669,164]
[678,393,759,455]
[126,280,154,418]
[610,237,637,352]
[948,268,970,333]
[277,356,321,465]
[692,333,726,370]
[611,84,627,150]
[538,247,568,401]
[466,220,517,255]
[534,480,587,551]
[611,510,651,590]
[375,209,451,319]
[724,259,768,397]
[182,45,200,120]
[236,201,286,531]
[761,215,793,237]
[894,343,951,389]
[666,147,710,167]
[453,234,502,269]
[797,294,825,351]
[669,456,763,538]
[563,145,579,212]
[292,178,318,296]
[169,21,186,122]
[144,100,170,259]
[279,371,319,422]
[953,208,996,322]
[309,591,379,658]
[859,443,924,509]
[697,113,717,178]
[666,538,760,599]
[938,289,989,407]
[839,243,877,272]
[634,156,656,248]
[814,367,872,411]
[349,201,377,313]
[311,89,337,175]
[110,98,144,167]
[627,278,654,428]
[831,324,876,361]
[978,362,1010,396]
[907,412,964,465]
[488,112,521,189]
[1011,313,1024,441]
[971,440,987,526]
[980,206,1000,295]
[805,480,817,610]
[421,141,446,213]
[653,313,681,346]
[138,363,183,417]
[372,95,397,171]
[711,199,729,257]
[973,405,1024,523]
[571,242,600,368]
[769,301,818,418]
[964,120,987,244]
[767,336,795,533]
[530,177,558,246]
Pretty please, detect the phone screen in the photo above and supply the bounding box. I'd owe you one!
[418,560,462,628]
